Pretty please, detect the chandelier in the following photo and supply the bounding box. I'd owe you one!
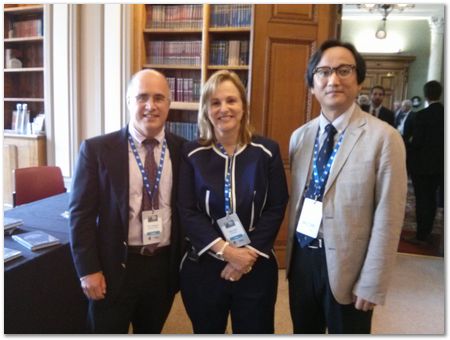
[357,4,416,39]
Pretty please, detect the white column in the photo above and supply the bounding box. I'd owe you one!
[427,16,444,82]
[103,4,132,133]
[50,4,79,179]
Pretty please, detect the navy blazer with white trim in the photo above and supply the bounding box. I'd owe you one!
[177,135,289,257]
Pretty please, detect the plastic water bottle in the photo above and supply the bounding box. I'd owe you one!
[22,103,30,134]
[13,103,22,132]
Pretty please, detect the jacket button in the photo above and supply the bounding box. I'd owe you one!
[121,263,126,269]
[123,241,127,246]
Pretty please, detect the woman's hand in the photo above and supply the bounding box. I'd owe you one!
[220,263,244,282]
[223,246,258,273]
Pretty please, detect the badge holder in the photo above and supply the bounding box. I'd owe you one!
[296,198,322,238]
[217,212,250,247]
[142,210,162,244]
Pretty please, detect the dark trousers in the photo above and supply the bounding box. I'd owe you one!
[180,252,278,334]
[87,251,174,334]
[411,173,442,240]
[288,241,372,334]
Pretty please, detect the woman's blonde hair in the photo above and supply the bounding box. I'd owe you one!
[198,70,253,145]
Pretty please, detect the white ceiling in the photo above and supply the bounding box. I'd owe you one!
[342,4,445,20]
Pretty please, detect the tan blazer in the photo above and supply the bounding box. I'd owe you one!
[285,106,407,305]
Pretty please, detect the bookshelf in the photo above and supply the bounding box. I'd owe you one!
[133,4,253,141]
[3,4,48,206]
[3,4,46,133]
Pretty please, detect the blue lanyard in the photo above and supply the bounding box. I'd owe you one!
[311,128,345,199]
[216,143,237,215]
[128,134,167,209]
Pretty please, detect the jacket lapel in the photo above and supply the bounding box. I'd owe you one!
[164,132,180,205]
[103,126,130,230]
[324,108,366,196]
[292,119,319,213]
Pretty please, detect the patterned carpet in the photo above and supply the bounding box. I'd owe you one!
[397,180,444,257]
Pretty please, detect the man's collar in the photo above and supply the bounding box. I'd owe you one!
[319,103,355,135]
[129,123,165,145]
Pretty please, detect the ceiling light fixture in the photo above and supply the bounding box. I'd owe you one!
[357,4,415,39]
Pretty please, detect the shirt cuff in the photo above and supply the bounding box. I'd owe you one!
[245,245,269,259]
[198,237,222,256]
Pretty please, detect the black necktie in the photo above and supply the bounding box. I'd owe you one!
[297,123,337,248]
[142,138,159,210]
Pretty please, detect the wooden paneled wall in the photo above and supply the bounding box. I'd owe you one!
[250,4,340,267]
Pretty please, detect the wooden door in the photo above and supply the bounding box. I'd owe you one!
[250,4,340,268]
[361,54,416,110]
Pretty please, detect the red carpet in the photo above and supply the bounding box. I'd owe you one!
[398,230,443,257]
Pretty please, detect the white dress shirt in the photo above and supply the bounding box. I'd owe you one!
[127,124,172,247]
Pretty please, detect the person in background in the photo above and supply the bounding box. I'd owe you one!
[404,80,444,245]
[395,99,414,137]
[178,70,289,334]
[356,93,369,107]
[361,85,395,126]
[286,40,407,334]
[69,69,185,333]
[396,99,416,178]
[392,100,401,114]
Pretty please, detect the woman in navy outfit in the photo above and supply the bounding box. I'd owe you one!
[178,70,289,333]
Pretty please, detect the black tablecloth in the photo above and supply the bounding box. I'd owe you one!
[4,193,88,334]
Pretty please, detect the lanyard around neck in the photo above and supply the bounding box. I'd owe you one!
[216,142,238,215]
[128,134,167,207]
[311,128,345,199]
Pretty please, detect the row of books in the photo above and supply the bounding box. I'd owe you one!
[7,18,43,38]
[210,4,252,28]
[210,40,250,66]
[146,5,203,29]
[147,41,202,66]
[166,122,198,141]
[167,77,201,102]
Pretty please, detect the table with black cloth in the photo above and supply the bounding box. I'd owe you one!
[4,193,87,334]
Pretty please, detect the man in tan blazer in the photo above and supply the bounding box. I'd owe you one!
[286,40,407,334]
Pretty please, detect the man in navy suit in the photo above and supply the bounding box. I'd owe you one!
[406,80,444,245]
[362,85,395,127]
[69,69,185,333]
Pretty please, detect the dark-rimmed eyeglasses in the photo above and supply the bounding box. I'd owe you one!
[313,64,356,80]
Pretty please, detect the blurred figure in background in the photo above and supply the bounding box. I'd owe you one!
[392,100,401,114]
[361,85,395,126]
[404,80,444,246]
[357,94,370,108]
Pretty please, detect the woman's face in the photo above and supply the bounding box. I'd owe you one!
[207,80,244,139]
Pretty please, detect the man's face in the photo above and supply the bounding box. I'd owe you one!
[370,88,385,107]
[401,102,411,113]
[127,71,171,137]
[310,47,361,116]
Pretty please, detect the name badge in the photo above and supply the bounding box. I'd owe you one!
[142,210,162,245]
[296,198,322,238]
[217,213,250,247]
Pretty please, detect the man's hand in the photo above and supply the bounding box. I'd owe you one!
[353,295,376,311]
[80,271,107,300]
